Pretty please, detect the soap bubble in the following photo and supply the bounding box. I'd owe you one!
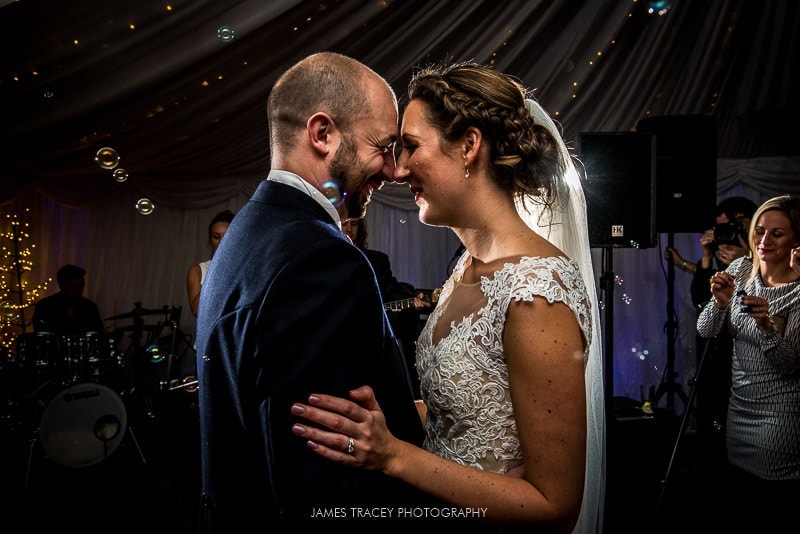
[217,25,235,42]
[95,147,120,170]
[136,198,155,215]
[319,180,344,206]
[145,344,164,363]
[182,375,198,393]
[113,168,128,182]
[647,0,671,15]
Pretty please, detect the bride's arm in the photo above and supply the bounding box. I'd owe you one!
[290,297,586,531]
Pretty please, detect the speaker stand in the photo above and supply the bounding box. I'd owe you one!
[652,232,688,414]
[600,246,615,418]
[599,246,617,527]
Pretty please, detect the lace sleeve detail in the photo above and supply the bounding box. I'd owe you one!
[493,256,593,360]
[416,255,594,475]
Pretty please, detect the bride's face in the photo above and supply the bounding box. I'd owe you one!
[396,100,466,227]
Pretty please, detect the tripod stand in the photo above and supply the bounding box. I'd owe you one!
[653,335,712,525]
[652,232,688,413]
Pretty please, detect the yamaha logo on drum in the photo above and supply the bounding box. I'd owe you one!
[62,387,101,402]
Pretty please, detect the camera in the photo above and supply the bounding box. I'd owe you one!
[713,222,745,245]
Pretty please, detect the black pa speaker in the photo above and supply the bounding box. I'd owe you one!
[636,115,716,233]
[580,132,656,248]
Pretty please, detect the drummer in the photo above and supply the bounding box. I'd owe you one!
[32,264,104,335]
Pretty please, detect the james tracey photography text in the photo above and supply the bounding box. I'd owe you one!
[309,507,489,519]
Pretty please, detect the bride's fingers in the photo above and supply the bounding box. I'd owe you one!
[290,401,357,434]
[347,385,381,411]
[303,393,367,421]
[291,423,356,461]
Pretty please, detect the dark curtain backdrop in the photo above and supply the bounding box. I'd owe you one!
[1,0,798,403]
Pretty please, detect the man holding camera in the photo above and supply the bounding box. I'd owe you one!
[686,196,758,310]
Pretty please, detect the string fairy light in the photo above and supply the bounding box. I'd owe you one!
[0,210,52,353]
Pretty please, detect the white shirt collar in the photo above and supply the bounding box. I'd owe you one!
[267,170,341,225]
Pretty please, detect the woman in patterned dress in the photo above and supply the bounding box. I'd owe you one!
[698,194,800,532]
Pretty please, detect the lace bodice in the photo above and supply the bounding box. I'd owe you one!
[416,254,593,473]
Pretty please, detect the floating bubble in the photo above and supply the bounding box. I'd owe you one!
[319,180,344,206]
[113,168,128,182]
[631,345,649,361]
[646,0,671,15]
[182,375,198,393]
[145,344,164,363]
[95,147,120,170]
[217,25,235,42]
[136,198,155,215]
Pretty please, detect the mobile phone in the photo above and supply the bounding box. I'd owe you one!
[736,290,751,313]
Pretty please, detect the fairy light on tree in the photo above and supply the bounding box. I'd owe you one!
[0,210,51,355]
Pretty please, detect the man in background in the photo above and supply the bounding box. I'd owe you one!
[32,264,103,334]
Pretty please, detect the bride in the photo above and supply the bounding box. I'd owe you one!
[291,61,605,533]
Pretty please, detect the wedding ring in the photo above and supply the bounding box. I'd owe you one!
[347,437,355,455]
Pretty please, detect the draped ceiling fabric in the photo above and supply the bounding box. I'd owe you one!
[1,0,798,403]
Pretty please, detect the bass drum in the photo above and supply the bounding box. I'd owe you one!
[37,382,128,468]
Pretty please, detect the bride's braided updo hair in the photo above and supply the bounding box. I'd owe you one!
[407,62,565,209]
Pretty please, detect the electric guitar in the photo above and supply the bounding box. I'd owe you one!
[384,288,442,312]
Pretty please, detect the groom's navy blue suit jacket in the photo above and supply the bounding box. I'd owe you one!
[196,179,431,533]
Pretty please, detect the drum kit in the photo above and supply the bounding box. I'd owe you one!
[0,304,197,478]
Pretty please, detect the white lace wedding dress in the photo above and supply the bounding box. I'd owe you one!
[417,253,592,474]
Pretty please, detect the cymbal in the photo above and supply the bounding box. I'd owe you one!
[106,307,168,320]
